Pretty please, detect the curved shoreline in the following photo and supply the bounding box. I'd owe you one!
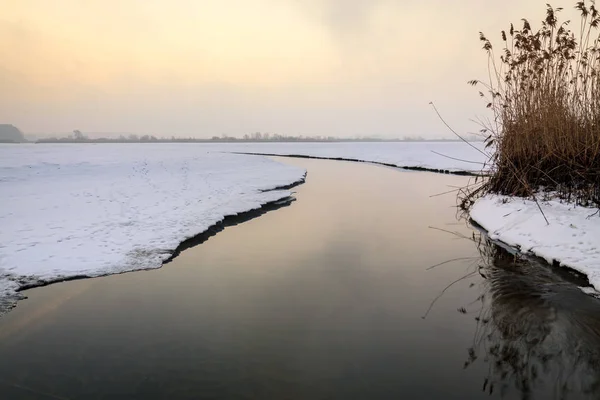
[9,152,594,310]
[9,152,472,303]
[469,219,594,289]
[14,193,299,293]
[2,175,306,313]
[5,150,596,322]
[164,174,306,264]
[229,152,482,177]
[468,194,600,292]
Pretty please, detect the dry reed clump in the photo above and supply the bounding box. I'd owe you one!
[467,1,600,209]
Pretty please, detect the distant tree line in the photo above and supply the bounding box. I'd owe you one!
[36,130,479,144]
[39,130,164,143]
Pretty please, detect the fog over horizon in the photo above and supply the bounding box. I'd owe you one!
[0,0,580,138]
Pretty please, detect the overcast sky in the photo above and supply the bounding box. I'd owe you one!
[0,0,582,138]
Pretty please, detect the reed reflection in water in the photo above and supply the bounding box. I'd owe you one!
[457,233,600,400]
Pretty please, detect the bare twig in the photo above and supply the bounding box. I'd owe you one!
[422,271,479,319]
[430,150,486,165]
[426,257,477,270]
[429,102,489,157]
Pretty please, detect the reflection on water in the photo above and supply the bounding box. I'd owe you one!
[0,158,599,400]
[460,234,600,400]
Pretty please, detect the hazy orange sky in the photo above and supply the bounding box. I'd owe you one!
[0,0,581,138]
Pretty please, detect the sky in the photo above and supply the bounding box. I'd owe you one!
[0,0,584,138]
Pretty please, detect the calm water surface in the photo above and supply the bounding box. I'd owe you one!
[1,159,599,400]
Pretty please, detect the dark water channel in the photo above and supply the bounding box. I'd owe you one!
[1,158,599,400]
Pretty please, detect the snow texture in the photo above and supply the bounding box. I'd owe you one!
[210,141,488,173]
[5,141,597,309]
[0,141,486,312]
[0,144,305,311]
[471,195,600,290]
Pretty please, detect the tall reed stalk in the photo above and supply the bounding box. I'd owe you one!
[467,1,600,208]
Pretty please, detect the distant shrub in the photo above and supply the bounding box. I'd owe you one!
[0,124,26,143]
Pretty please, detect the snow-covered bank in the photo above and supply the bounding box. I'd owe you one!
[470,195,600,290]
[0,141,486,313]
[209,142,488,173]
[0,144,305,312]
